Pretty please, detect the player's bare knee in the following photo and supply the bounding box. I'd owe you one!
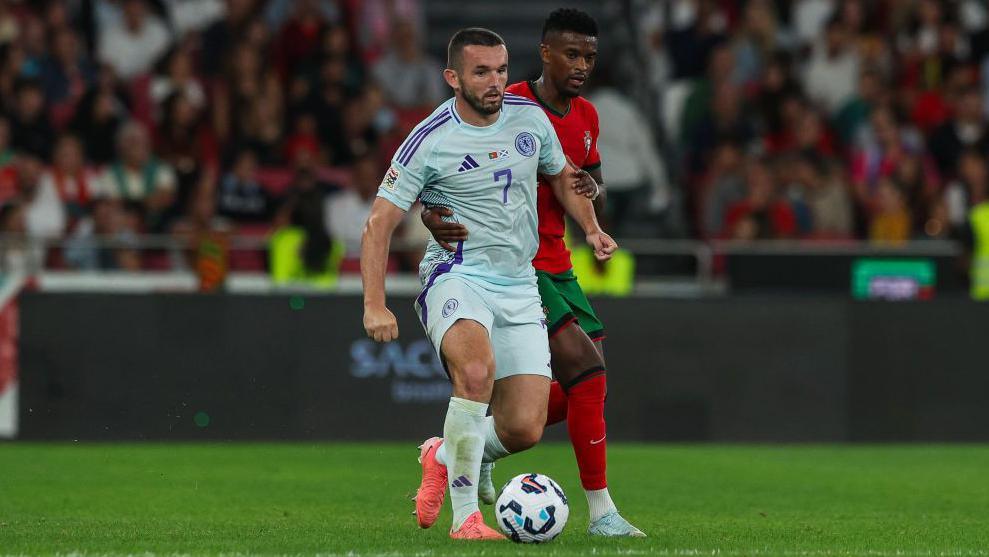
[514,424,544,452]
[453,360,493,400]
[499,419,544,452]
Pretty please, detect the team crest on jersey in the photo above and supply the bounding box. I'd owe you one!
[381,165,400,191]
[583,130,592,156]
[488,149,511,160]
[515,132,536,157]
[442,298,459,318]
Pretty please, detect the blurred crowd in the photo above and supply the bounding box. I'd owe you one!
[637,0,989,244]
[0,0,435,276]
[3,0,989,279]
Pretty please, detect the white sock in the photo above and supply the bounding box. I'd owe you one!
[585,487,617,521]
[444,396,488,530]
[438,416,510,466]
[481,416,510,464]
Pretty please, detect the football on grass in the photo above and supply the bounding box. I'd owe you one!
[495,473,569,542]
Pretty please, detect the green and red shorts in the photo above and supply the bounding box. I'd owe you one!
[536,268,605,342]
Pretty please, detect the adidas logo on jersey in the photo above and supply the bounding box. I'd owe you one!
[457,154,480,172]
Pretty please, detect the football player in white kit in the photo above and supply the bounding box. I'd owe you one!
[361,27,615,540]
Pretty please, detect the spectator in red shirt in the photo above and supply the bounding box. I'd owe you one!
[283,112,321,164]
[850,105,933,209]
[763,97,836,157]
[39,134,97,221]
[273,0,328,81]
[0,116,15,204]
[724,156,797,240]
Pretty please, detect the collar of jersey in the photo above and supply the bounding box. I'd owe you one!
[527,80,570,118]
[450,98,508,134]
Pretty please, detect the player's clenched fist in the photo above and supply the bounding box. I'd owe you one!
[363,304,399,342]
[586,230,617,262]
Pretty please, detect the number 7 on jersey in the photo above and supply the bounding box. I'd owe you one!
[494,168,512,204]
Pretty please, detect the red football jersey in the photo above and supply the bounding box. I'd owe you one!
[505,81,601,274]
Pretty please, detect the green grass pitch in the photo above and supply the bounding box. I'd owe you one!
[2,443,988,556]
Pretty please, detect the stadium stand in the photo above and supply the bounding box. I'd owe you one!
[0,0,986,295]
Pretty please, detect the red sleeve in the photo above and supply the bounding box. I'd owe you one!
[723,202,748,236]
[198,127,220,169]
[584,100,601,170]
[771,202,797,237]
[505,82,528,96]
[850,150,868,185]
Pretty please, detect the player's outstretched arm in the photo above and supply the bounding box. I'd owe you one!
[546,164,617,262]
[361,198,407,342]
[420,205,469,252]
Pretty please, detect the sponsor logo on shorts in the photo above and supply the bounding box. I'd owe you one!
[539,318,547,329]
[515,132,536,157]
[381,165,400,191]
[442,298,459,318]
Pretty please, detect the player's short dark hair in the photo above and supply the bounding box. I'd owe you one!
[542,8,598,41]
[447,27,506,71]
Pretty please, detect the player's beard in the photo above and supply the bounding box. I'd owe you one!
[462,86,502,115]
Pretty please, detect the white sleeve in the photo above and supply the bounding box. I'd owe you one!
[377,154,429,212]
